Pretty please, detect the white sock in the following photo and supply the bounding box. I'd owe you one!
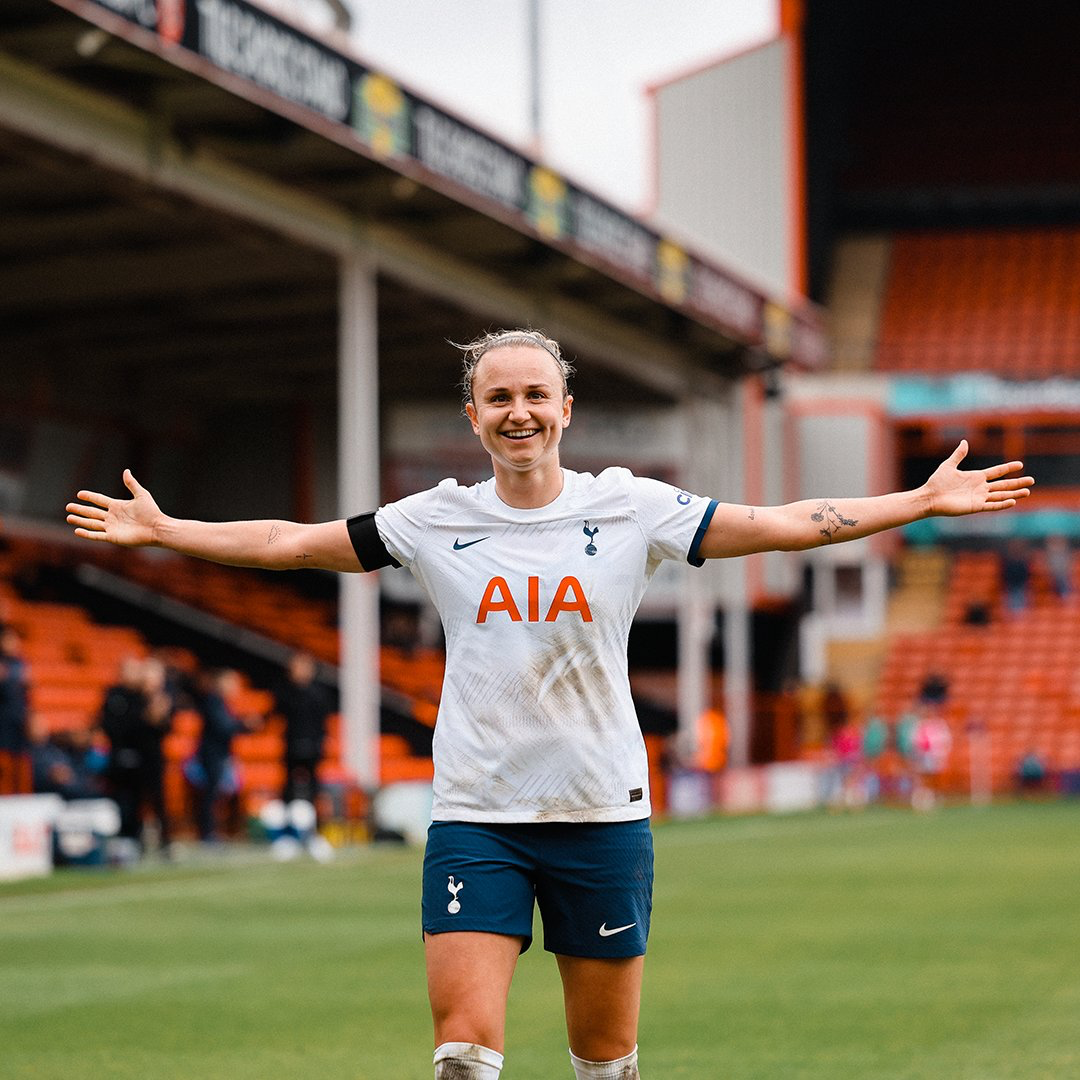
[433,1041,504,1079]
[569,1044,640,1078]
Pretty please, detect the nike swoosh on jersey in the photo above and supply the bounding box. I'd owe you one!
[598,922,637,937]
[453,537,490,550]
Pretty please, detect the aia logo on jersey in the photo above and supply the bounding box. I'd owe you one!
[476,576,593,623]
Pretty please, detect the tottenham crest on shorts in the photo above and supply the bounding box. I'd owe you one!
[447,875,464,914]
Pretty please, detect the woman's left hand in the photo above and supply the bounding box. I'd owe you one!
[923,441,1034,517]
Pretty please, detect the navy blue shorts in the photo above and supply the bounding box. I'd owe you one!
[421,819,653,958]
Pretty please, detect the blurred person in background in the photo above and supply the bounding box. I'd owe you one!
[139,656,177,856]
[860,713,890,804]
[189,667,258,843]
[1045,534,1072,601]
[1014,749,1049,796]
[912,706,952,811]
[100,656,176,856]
[29,714,107,801]
[893,708,921,803]
[1001,538,1031,614]
[828,708,863,809]
[918,671,949,707]
[0,624,30,794]
[274,650,332,809]
[67,329,1034,1080]
[100,656,149,845]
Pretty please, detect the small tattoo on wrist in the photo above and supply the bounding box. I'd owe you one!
[748,507,756,520]
[295,553,312,560]
[267,525,281,545]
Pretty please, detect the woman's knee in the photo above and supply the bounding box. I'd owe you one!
[426,931,521,1051]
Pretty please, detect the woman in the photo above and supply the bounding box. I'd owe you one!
[67,329,1033,1079]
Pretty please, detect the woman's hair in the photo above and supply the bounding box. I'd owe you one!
[454,329,574,411]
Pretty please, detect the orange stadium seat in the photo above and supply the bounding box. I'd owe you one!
[3,539,428,827]
[877,229,1080,378]
[874,545,1080,793]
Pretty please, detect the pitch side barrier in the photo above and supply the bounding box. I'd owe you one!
[59,0,824,368]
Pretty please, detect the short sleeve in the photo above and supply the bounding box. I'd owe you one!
[373,484,448,568]
[628,475,718,567]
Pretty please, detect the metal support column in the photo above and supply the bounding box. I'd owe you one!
[676,395,721,763]
[720,382,752,768]
[338,252,381,790]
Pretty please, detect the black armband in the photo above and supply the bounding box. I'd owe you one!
[346,512,401,570]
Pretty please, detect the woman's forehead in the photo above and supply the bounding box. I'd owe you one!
[472,344,562,389]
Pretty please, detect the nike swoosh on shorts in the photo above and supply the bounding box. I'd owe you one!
[598,922,636,937]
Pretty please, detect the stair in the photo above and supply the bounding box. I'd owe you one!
[826,234,893,372]
[823,547,949,714]
[886,547,949,634]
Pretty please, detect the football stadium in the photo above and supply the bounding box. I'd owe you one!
[1,1,1079,1077]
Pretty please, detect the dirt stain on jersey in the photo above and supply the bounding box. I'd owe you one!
[522,629,618,727]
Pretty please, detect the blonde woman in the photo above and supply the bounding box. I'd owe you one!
[68,329,1032,1079]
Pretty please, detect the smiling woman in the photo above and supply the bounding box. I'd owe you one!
[459,331,575,509]
[64,328,1033,1080]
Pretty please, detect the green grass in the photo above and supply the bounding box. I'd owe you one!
[2,802,1078,1079]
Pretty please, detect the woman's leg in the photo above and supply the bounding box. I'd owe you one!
[556,953,644,1063]
[425,930,523,1052]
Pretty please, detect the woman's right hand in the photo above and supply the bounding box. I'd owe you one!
[66,469,164,548]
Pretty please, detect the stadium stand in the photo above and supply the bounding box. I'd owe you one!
[876,229,1080,377]
[0,536,376,829]
[873,547,1080,793]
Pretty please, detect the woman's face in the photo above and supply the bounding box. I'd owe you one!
[465,345,572,475]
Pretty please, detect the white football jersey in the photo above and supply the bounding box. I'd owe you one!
[375,467,717,823]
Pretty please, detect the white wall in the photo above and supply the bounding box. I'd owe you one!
[653,38,791,298]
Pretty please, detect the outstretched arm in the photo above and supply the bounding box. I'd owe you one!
[66,470,366,573]
[698,441,1033,560]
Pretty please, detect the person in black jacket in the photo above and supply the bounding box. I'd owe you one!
[274,651,332,808]
[100,657,151,845]
[99,656,176,855]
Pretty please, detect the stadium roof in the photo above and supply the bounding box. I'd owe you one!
[1,0,825,407]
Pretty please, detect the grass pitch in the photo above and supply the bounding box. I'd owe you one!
[2,802,1078,1079]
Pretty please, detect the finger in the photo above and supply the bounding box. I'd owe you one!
[67,513,107,531]
[988,476,1034,492]
[986,487,1031,505]
[65,503,107,521]
[76,490,112,509]
[985,460,1025,480]
[72,527,110,542]
[948,440,969,464]
[123,469,145,496]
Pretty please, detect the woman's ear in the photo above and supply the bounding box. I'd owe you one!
[562,394,573,428]
[464,401,481,436]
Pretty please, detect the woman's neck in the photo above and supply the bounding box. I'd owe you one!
[492,459,564,509]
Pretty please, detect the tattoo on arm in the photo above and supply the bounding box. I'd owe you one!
[748,507,756,520]
[295,553,313,561]
[810,501,858,542]
[267,524,281,545]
